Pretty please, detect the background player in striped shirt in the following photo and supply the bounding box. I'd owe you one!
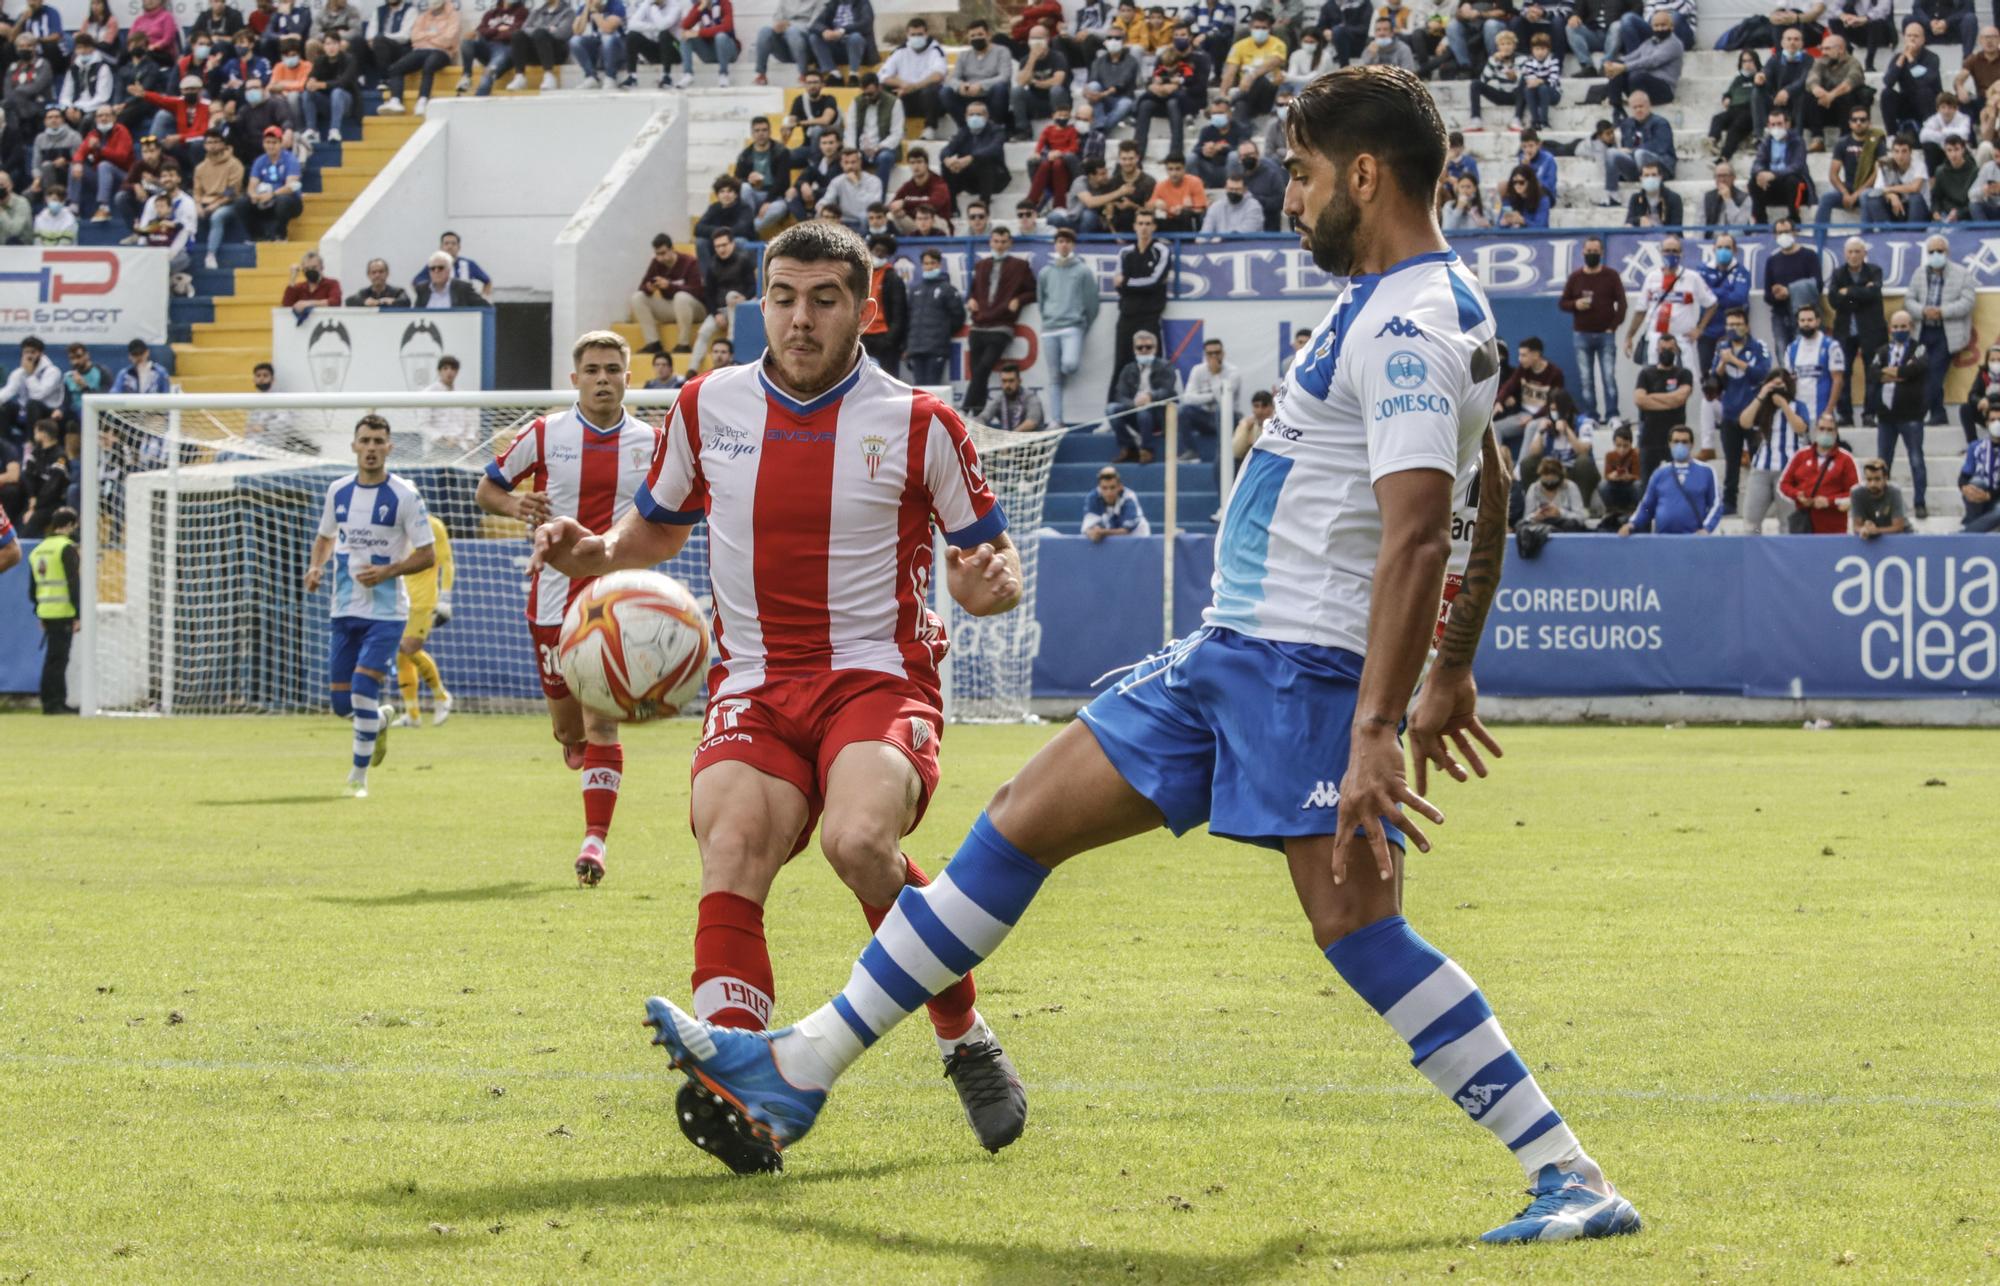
[643,68,1640,1246]
[0,507,18,573]
[394,513,455,727]
[477,332,663,886]
[303,416,436,798]
[532,222,1031,1174]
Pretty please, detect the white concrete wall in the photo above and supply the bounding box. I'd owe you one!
[321,94,675,298]
[551,101,689,375]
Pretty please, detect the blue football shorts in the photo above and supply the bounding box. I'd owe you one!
[329,616,406,685]
[1077,625,1406,852]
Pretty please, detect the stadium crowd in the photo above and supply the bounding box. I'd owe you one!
[611,0,2000,537]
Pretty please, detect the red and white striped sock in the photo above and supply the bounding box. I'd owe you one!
[692,891,775,1030]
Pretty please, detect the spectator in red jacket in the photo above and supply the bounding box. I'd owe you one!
[1778,412,1860,533]
[1007,0,1064,55]
[138,74,214,161]
[463,0,528,90]
[70,105,134,221]
[1025,101,1081,210]
[280,249,342,316]
[963,226,1036,417]
[675,0,736,87]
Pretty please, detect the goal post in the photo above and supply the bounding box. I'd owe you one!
[81,389,1064,721]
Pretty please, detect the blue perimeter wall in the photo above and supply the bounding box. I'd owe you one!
[14,534,1998,702]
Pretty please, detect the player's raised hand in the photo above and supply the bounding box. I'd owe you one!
[529,516,592,576]
[516,490,553,527]
[1334,726,1446,885]
[1407,667,1503,797]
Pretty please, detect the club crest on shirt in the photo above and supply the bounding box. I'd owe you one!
[862,433,887,479]
[1385,351,1428,390]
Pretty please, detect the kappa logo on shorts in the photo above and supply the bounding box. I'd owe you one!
[910,717,931,751]
[1300,781,1339,810]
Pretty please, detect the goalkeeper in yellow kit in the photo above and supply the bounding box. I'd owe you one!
[395,514,456,726]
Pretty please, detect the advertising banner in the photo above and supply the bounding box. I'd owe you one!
[270,307,495,393]
[1025,532,2000,701]
[0,247,167,346]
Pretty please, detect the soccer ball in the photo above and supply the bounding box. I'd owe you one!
[557,570,710,721]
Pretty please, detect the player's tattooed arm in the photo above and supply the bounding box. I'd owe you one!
[1406,425,1506,797]
[1437,424,1507,673]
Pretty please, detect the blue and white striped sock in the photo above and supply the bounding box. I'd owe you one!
[350,673,381,772]
[1326,915,1586,1180]
[775,813,1050,1089]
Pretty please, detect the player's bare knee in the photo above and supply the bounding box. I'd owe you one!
[582,712,620,744]
[819,822,905,907]
[698,820,786,898]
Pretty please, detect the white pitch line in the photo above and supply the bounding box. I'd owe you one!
[1,1052,1994,1114]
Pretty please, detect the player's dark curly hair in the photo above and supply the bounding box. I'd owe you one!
[763,220,871,302]
[1285,65,1448,202]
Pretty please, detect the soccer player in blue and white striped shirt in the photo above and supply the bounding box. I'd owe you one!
[643,67,1640,1247]
[303,415,435,797]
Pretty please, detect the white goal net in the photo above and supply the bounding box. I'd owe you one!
[81,390,1063,722]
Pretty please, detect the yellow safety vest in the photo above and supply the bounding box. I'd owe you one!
[29,533,76,621]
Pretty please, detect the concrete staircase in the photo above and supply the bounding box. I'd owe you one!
[172,66,557,393]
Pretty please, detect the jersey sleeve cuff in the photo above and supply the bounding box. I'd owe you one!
[1368,455,1461,484]
[944,504,1008,549]
[483,460,511,487]
[635,486,703,526]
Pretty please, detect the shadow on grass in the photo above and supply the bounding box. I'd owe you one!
[743,1212,1472,1281]
[336,1164,1468,1274]
[314,881,560,908]
[334,1159,921,1250]
[200,794,344,807]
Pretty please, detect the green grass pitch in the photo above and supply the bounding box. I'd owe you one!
[4,713,1998,1283]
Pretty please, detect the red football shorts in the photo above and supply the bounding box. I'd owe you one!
[529,622,569,700]
[692,669,944,859]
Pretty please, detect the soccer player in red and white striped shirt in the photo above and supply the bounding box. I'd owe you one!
[476,331,663,886]
[533,222,1029,1172]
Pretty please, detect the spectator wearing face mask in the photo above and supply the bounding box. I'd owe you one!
[1599,89,1674,204]
[1632,335,1694,480]
[1778,412,1859,533]
[1959,341,2000,446]
[1905,234,1975,430]
[1958,414,2000,532]
[1199,171,1264,236]
[1517,389,1600,508]
[1849,457,1910,538]
[1762,216,1820,353]
[1619,426,1720,536]
[1596,423,1643,521]
[1825,236,1887,428]
[857,232,907,379]
[1625,234,1716,371]
[1709,306,1770,514]
[1696,235,1750,381]
[904,248,964,387]
[280,249,341,316]
[1736,368,1801,533]
[1357,16,1413,71]
[1750,106,1812,224]
[1558,235,1626,422]
[1869,308,1933,518]
[1083,28,1140,132]
[1036,227,1098,431]
[1025,101,1081,211]
[1622,160,1679,228]
[940,102,1010,204]
[1523,456,1589,532]
[964,227,1034,419]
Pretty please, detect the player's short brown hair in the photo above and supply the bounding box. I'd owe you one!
[353,413,391,439]
[571,329,630,367]
[763,220,870,301]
